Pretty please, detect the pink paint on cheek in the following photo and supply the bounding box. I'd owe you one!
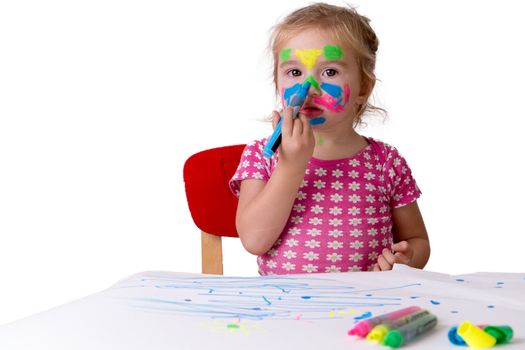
[344,83,350,103]
[313,95,344,112]
[313,83,351,113]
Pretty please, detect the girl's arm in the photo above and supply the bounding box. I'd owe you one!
[375,201,430,270]
[236,107,315,256]
[236,163,306,256]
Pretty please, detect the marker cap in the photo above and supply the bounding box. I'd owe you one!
[348,322,372,337]
[483,326,513,345]
[448,326,467,346]
[383,330,403,348]
[457,321,496,348]
[366,325,389,342]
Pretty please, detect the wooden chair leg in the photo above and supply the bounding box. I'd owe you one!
[201,231,223,275]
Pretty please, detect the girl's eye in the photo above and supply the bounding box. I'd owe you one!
[287,69,302,77]
[323,68,338,77]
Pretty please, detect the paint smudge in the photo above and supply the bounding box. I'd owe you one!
[488,305,495,309]
[323,45,343,60]
[280,48,292,62]
[354,311,372,321]
[304,75,320,92]
[430,300,440,305]
[309,117,326,125]
[282,84,302,108]
[313,83,350,113]
[455,278,465,282]
[295,48,323,70]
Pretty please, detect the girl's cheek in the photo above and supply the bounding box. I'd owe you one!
[281,83,303,107]
[313,83,351,113]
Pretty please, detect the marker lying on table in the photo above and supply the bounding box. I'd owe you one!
[366,310,431,343]
[383,312,438,348]
[448,324,513,346]
[262,80,312,158]
[348,306,422,338]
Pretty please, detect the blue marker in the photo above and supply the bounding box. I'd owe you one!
[263,81,311,158]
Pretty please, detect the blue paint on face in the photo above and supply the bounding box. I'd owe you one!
[320,82,344,107]
[283,83,302,106]
[320,83,343,99]
[309,117,326,125]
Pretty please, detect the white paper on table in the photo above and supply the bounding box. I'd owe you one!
[1,266,524,349]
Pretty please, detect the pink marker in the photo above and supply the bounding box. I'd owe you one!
[348,306,422,338]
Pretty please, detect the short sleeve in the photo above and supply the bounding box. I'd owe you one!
[383,145,422,208]
[229,139,272,197]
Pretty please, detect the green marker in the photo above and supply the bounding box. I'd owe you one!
[383,313,437,348]
[483,325,513,345]
[367,310,431,343]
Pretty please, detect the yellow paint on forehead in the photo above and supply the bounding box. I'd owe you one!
[294,48,323,70]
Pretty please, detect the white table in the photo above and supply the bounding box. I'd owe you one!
[1,265,523,349]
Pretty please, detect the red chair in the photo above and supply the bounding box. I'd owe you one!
[183,145,246,275]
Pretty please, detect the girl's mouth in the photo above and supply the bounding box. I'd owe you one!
[300,106,324,118]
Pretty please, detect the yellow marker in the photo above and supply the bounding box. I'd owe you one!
[367,324,390,342]
[457,321,497,348]
[295,48,323,70]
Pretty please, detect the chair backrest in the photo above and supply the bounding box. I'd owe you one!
[183,144,245,275]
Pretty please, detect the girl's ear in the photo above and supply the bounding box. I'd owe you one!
[358,78,375,104]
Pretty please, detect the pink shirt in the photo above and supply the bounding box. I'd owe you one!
[229,136,421,275]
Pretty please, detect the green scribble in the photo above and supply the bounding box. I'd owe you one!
[304,75,321,92]
[324,45,343,60]
[280,48,292,62]
[227,323,240,329]
[317,134,324,146]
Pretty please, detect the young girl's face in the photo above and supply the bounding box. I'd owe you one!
[277,28,364,128]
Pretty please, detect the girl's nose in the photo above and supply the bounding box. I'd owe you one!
[303,76,321,96]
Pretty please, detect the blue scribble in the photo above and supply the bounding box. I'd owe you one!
[354,311,372,321]
[121,276,423,321]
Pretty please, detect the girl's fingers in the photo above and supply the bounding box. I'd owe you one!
[300,115,312,137]
[394,252,411,265]
[392,241,409,253]
[377,255,392,271]
[281,106,293,138]
[382,248,396,266]
[292,114,303,137]
[271,111,280,130]
[373,264,381,272]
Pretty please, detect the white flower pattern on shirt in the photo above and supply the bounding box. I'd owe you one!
[229,137,421,275]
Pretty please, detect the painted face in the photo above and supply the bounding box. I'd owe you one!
[277,29,363,127]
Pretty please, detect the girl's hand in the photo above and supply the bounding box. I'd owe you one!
[373,241,414,271]
[272,107,314,170]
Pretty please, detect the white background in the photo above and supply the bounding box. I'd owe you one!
[1,0,524,326]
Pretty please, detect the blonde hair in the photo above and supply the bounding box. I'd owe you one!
[268,2,387,126]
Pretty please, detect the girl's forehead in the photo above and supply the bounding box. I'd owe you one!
[280,28,342,51]
[278,29,353,66]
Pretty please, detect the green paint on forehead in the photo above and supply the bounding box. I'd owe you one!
[304,75,321,92]
[323,45,343,60]
[280,48,292,62]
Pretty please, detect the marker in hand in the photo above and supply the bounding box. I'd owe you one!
[262,80,312,158]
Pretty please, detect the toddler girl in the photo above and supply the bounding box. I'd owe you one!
[229,3,430,275]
